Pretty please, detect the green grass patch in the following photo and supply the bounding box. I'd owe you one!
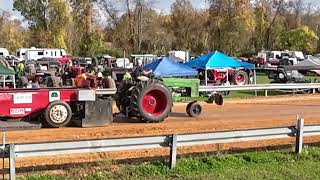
[227,74,285,98]
[180,73,320,102]
[19,147,320,180]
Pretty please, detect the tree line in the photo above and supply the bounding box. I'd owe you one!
[0,0,319,57]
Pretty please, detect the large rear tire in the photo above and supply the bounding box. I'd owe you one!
[130,79,172,123]
[232,70,249,85]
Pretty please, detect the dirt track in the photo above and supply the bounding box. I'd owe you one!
[4,94,320,168]
[5,94,320,143]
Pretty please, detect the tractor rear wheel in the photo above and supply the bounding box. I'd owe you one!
[130,79,172,123]
[232,70,249,85]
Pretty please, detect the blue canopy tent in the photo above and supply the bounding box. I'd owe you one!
[185,51,254,69]
[185,51,254,86]
[143,57,198,77]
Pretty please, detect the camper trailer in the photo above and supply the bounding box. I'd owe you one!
[16,47,67,61]
[0,48,9,57]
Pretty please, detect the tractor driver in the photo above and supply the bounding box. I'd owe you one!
[123,69,132,81]
[16,61,25,78]
[132,62,152,80]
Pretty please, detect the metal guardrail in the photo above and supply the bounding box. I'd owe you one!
[95,83,320,95]
[14,136,168,158]
[2,117,320,180]
[13,128,293,159]
[199,83,320,92]
[177,127,293,146]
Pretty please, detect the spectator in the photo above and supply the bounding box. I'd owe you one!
[123,70,132,81]
[103,76,116,89]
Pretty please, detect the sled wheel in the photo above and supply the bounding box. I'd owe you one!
[44,101,72,128]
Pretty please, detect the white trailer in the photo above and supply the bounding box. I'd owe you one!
[16,47,67,61]
[0,48,9,57]
[168,50,190,63]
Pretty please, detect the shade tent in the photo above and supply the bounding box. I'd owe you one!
[184,51,254,86]
[185,51,254,69]
[0,64,15,75]
[143,57,198,77]
[0,64,16,88]
[284,57,320,71]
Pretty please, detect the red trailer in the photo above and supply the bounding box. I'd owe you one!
[0,88,113,128]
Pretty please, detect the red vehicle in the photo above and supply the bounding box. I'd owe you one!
[0,88,113,128]
[200,68,252,86]
[56,55,72,64]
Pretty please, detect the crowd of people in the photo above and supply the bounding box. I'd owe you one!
[11,56,154,89]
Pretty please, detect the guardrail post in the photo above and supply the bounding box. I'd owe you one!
[295,118,304,155]
[1,132,5,180]
[9,144,15,180]
[264,90,268,97]
[253,68,257,96]
[170,134,177,169]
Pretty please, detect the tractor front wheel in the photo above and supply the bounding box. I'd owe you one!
[186,101,202,117]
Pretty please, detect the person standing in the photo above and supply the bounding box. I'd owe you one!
[123,70,132,81]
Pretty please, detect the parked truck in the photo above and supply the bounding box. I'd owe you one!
[249,50,305,67]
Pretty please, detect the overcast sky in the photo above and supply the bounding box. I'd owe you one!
[0,0,318,21]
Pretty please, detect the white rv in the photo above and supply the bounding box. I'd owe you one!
[0,48,9,57]
[16,47,67,61]
[168,50,190,62]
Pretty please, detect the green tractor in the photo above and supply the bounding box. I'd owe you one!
[115,77,223,122]
[114,57,224,122]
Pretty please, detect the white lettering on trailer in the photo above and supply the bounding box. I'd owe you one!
[49,91,60,102]
[25,108,32,112]
[13,93,33,104]
[10,108,25,115]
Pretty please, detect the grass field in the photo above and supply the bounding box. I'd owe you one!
[19,146,320,180]
[227,74,281,98]
[228,73,320,98]
[181,73,320,102]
